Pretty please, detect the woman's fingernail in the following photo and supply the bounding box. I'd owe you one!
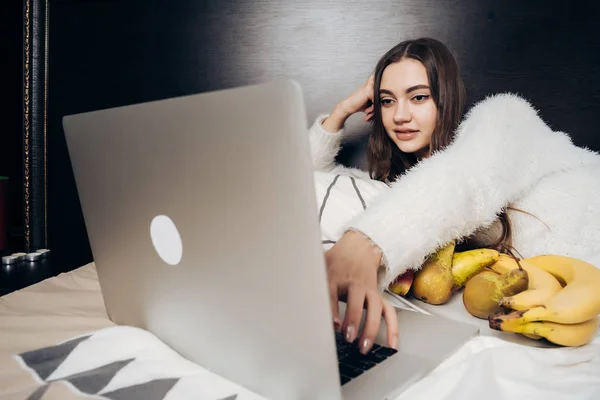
[333,318,342,330]
[361,338,372,354]
[345,325,356,342]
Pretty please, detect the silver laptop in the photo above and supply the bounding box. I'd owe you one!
[62,80,478,400]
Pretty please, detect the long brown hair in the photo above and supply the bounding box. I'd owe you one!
[366,38,516,253]
[368,37,466,182]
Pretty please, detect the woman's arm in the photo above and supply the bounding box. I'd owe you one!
[309,75,376,171]
[345,93,600,290]
[308,112,345,172]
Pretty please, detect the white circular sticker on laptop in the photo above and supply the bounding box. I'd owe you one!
[150,215,183,265]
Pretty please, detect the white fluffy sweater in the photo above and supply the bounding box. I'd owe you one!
[308,93,600,291]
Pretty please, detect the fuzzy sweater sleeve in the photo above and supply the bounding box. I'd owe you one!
[344,93,600,291]
[308,114,344,172]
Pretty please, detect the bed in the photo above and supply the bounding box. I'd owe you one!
[1,263,599,399]
[0,264,266,399]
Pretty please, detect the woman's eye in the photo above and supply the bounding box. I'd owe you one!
[412,95,430,102]
[380,98,394,105]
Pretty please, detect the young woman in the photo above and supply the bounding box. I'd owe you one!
[308,37,600,354]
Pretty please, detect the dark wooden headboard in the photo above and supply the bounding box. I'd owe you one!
[20,0,600,273]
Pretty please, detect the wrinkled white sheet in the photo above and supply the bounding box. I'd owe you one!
[392,294,600,400]
[396,334,600,400]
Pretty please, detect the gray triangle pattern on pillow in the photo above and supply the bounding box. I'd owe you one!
[19,334,92,380]
[16,332,239,399]
[26,384,49,400]
[49,358,135,394]
[101,378,180,400]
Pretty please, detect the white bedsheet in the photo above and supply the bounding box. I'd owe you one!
[1,263,599,399]
[397,334,600,400]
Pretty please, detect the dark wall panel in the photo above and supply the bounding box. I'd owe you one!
[46,0,600,271]
[0,0,24,249]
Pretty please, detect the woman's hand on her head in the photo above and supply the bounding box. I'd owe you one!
[325,230,399,353]
[321,75,375,133]
[339,74,375,122]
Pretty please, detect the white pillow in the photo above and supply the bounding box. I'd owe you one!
[313,170,389,250]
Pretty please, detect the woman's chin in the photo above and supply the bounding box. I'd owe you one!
[395,141,424,155]
[387,133,429,155]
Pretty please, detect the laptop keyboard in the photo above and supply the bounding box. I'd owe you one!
[335,331,398,385]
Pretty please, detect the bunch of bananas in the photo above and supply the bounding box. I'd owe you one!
[387,244,600,347]
[487,255,600,347]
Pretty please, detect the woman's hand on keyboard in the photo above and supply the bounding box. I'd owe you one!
[325,230,399,354]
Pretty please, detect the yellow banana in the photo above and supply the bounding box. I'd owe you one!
[452,248,499,288]
[495,260,562,340]
[487,253,520,275]
[496,255,600,324]
[489,316,599,347]
[522,333,543,340]
[525,254,596,286]
[499,260,563,310]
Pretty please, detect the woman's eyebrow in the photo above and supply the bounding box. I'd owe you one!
[405,84,430,93]
[379,85,430,96]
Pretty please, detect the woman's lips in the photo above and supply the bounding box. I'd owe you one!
[395,130,419,141]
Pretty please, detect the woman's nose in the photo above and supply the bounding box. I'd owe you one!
[393,102,411,123]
